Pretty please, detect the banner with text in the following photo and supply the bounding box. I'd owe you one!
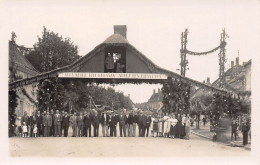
[58,72,168,79]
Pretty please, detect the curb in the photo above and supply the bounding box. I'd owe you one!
[191,131,212,140]
[191,131,251,150]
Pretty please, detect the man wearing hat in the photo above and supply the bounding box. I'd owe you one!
[54,110,62,137]
[101,110,110,137]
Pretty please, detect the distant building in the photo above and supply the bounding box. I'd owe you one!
[191,57,251,111]
[9,40,39,124]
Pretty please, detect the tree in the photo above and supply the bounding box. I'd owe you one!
[29,27,80,72]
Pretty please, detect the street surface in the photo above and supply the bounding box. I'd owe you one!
[9,125,249,157]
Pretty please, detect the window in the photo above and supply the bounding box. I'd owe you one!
[104,46,126,73]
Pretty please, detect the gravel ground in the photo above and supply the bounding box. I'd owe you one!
[9,125,250,157]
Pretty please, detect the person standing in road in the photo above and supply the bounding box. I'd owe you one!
[92,111,100,137]
[50,109,55,136]
[101,111,110,137]
[77,112,84,137]
[60,111,65,137]
[185,114,191,140]
[43,111,52,137]
[144,113,152,137]
[70,112,77,137]
[231,119,238,141]
[36,111,43,137]
[133,111,138,137]
[242,117,250,145]
[54,110,62,137]
[84,111,92,137]
[128,111,134,137]
[109,113,118,137]
[62,112,70,137]
[119,112,127,137]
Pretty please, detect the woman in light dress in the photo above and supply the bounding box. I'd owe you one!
[152,114,159,137]
[163,113,170,137]
[158,115,164,137]
[185,114,191,140]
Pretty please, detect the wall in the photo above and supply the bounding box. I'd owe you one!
[245,63,251,91]
[15,83,38,126]
[126,49,151,73]
[78,51,105,72]
[77,47,152,73]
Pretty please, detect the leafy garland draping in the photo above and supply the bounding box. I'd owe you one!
[182,41,226,56]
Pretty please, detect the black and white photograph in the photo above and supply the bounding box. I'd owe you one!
[1,0,260,164]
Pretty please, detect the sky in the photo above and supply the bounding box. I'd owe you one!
[0,0,259,103]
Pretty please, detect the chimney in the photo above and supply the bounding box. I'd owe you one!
[153,89,155,94]
[158,88,161,94]
[231,61,234,68]
[236,57,239,66]
[128,94,130,98]
[114,25,127,38]
[207,77,210,84]
[203,80,205,83]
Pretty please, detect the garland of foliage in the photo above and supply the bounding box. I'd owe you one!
[161,78,191,114]
[9,90,18,137]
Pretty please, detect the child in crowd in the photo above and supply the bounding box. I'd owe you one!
[18,126,22,137]
[33,124,38,137]
[22,122,28,137]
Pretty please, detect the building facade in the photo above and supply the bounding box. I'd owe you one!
[9,40,39,125]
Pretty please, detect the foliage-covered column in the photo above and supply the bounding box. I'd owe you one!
[162,78,191,114]
[37,78,65,112]
[9,90,18,137]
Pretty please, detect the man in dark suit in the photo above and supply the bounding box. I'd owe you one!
[144,113,152,137]
[101,111,110,137]
[133,111,139,137]
[62,112,70,137]
[60,111,65,136]
[54,110,62,137]
[82,111,87,137]
[77,112,84,137]
[35,111,43,137]
[50,109,55,136]
[128,111,134,137]
[118,112,127,137]
[141,112,147,137]
[84,111,92,137]
[92,111,100,137]
[109,113,118,137]
[138,112,144,137]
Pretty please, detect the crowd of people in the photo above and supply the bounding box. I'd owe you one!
[16,109,192,140]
